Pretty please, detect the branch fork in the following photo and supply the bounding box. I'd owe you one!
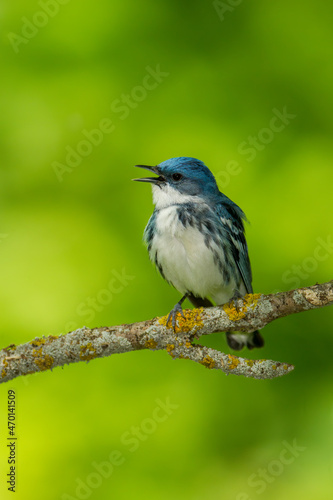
[1,281,332,383]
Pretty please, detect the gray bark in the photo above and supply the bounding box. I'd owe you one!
[1,281,332,382]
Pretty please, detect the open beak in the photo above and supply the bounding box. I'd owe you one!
[133,165,165,184]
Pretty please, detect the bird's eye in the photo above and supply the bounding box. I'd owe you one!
[172,173,182,181]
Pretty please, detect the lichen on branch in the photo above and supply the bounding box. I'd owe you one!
[0,280,332,383]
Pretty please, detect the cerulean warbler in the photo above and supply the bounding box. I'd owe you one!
[134,157,264,350]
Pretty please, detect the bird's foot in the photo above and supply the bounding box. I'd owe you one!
[166,302,185,331]
[227,290,243,312]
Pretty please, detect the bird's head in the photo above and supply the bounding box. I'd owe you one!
[133,157,220,208]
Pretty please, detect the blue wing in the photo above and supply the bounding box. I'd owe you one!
[215,197,253,294]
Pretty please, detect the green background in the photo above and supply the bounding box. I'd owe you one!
[0,1,332,499]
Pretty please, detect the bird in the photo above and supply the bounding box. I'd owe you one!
[133,157,264,350]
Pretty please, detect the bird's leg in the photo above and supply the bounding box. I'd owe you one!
[228,289,243,310]
[223,289,245,320]
[167,294,188,330]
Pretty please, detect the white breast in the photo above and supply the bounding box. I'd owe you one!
[150,205,236,302]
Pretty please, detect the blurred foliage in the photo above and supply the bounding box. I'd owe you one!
[0,0,332,499]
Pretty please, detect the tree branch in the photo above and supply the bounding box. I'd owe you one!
[1,281,332,383]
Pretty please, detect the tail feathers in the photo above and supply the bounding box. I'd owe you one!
[226,330,264,351]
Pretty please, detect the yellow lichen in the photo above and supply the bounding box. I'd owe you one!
[159,308,204,334]
[245,359,254,367]
[145,339,158,349]
[178,354,191,360]
[185,340,192,348]
[272,365,277,370]
[32,347,54,371]
[3,344,16,352]
[80,342,97,361]
[166,344,175,353]
[1,358,9,378]
[30,338,46,347]
[34,354,54,371]
[199,355,216,369]
[228,354,240,370]
[283,365,289,370]
[223,293,262,321]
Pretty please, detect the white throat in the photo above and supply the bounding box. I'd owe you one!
[152,183,202,209]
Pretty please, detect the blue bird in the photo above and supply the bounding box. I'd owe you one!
[134,157,264,350]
